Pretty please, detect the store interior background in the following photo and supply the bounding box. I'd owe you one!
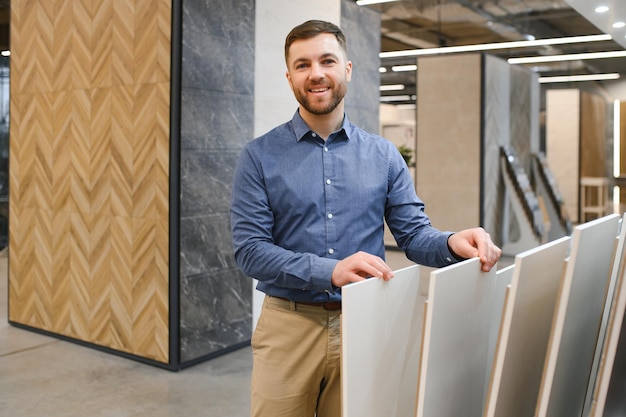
[1,0,626,368]
[370,0,626,260]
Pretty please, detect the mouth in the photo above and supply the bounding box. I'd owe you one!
[309,87,330,94]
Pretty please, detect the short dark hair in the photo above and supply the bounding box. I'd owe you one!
[284,20,348,64]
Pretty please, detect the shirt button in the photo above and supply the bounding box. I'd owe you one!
[328,248,334,254]
[324,147,329,152]
[312,133,317,138]
[446,257,452,262]
[326,179,331,185]
[327,213,333,219]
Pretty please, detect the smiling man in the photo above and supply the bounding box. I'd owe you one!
[230,20,501,417]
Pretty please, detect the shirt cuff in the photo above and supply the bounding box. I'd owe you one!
[311,257,340,292]
[446,232,466,262]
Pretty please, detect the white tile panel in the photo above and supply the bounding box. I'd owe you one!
[484,236,570,417]
[341,265,423,417]
[416,257,498,417]
[536,214,620,417]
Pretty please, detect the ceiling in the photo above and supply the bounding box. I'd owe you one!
[355,0,626,105]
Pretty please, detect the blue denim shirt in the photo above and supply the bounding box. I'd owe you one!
[230,111,458,302]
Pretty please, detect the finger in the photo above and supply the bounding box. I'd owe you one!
[356,257,393,280]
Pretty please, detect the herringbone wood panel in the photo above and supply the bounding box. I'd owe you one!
[10,0,171,363]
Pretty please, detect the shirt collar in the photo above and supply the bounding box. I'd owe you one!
[291,110,352,142]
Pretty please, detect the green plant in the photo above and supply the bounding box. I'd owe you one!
[397,145,414,167]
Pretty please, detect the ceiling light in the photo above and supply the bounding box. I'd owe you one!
[508,50,626,64]
[356,0,398,5]
[380,34,612,58]
[538,73,620,83]
[0,51,9,57]
[595,6,609,13]
[613,22,626,29]
[380,95,412,102]
[379,67,387,73]
[380,84,405,91]
[391,64,417,72]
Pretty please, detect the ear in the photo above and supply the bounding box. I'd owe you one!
[285,70,294,90]
[345,60,353,82]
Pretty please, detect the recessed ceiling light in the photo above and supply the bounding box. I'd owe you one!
[538,73,620,83]
[356,0,398,5]
[379,95,412,102]
[380,84,405,91]
[595,6,609,13]
[391,64,417,72]
[508,50,626,64]
[613,21,626,28]
[380,34,612,58]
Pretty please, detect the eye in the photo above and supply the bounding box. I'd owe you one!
[323,59,336,65]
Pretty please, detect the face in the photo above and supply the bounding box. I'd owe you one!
[285,33,352,117]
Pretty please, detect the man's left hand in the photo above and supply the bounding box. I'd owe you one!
[448,227,502,272]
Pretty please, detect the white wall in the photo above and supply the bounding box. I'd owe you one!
[253,0,342,327]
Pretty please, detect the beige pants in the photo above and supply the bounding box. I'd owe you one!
[251,295,342,417]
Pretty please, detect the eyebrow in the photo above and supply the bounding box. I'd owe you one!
[291,52,340,66]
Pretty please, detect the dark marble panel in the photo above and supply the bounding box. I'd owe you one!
[180,88,253,151]
[342,0,380,134]
[483,55,510,246]
[182,0,254,43]
[180,149,239,217]
[179,212,238,278]
[180,267,252,362]
[182,29,254,94]
[509,65,533,173]
[177,0,255,364]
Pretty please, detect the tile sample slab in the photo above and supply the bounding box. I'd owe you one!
[484,236,570,417]
[484,264,515,398]
[416,257,497,417]
[341,265,423,417]
[590,214,626,416]
[536,214,620,417]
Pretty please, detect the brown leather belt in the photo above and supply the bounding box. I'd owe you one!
[274,296,342,311]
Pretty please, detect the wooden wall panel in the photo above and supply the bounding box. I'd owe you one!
[546,89,580,223]
[9,0,171,363]
[580,91,607,178]
[416,54,482,231]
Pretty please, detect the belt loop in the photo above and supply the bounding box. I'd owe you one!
[289,300,296,311]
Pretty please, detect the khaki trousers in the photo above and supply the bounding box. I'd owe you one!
[251,295,342,417]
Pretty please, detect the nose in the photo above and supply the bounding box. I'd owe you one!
[308,62,325,81]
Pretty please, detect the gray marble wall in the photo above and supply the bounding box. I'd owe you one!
[176,0,381,365]
[342,1,380,134]
[483,55,511,247]
[179,0,255,364]
[482,55,540,247]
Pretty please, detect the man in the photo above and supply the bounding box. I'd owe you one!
[230,19,502,417]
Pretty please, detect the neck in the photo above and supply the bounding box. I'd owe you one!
[299,105,344,140]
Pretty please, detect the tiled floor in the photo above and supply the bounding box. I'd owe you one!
[0,249,510,416]
[0,249,253,417]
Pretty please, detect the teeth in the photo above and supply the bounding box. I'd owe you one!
[311,88,328,93]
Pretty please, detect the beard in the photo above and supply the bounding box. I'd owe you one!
[294,80,348,115]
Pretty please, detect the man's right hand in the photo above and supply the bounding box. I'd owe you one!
[331,251,394,287]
